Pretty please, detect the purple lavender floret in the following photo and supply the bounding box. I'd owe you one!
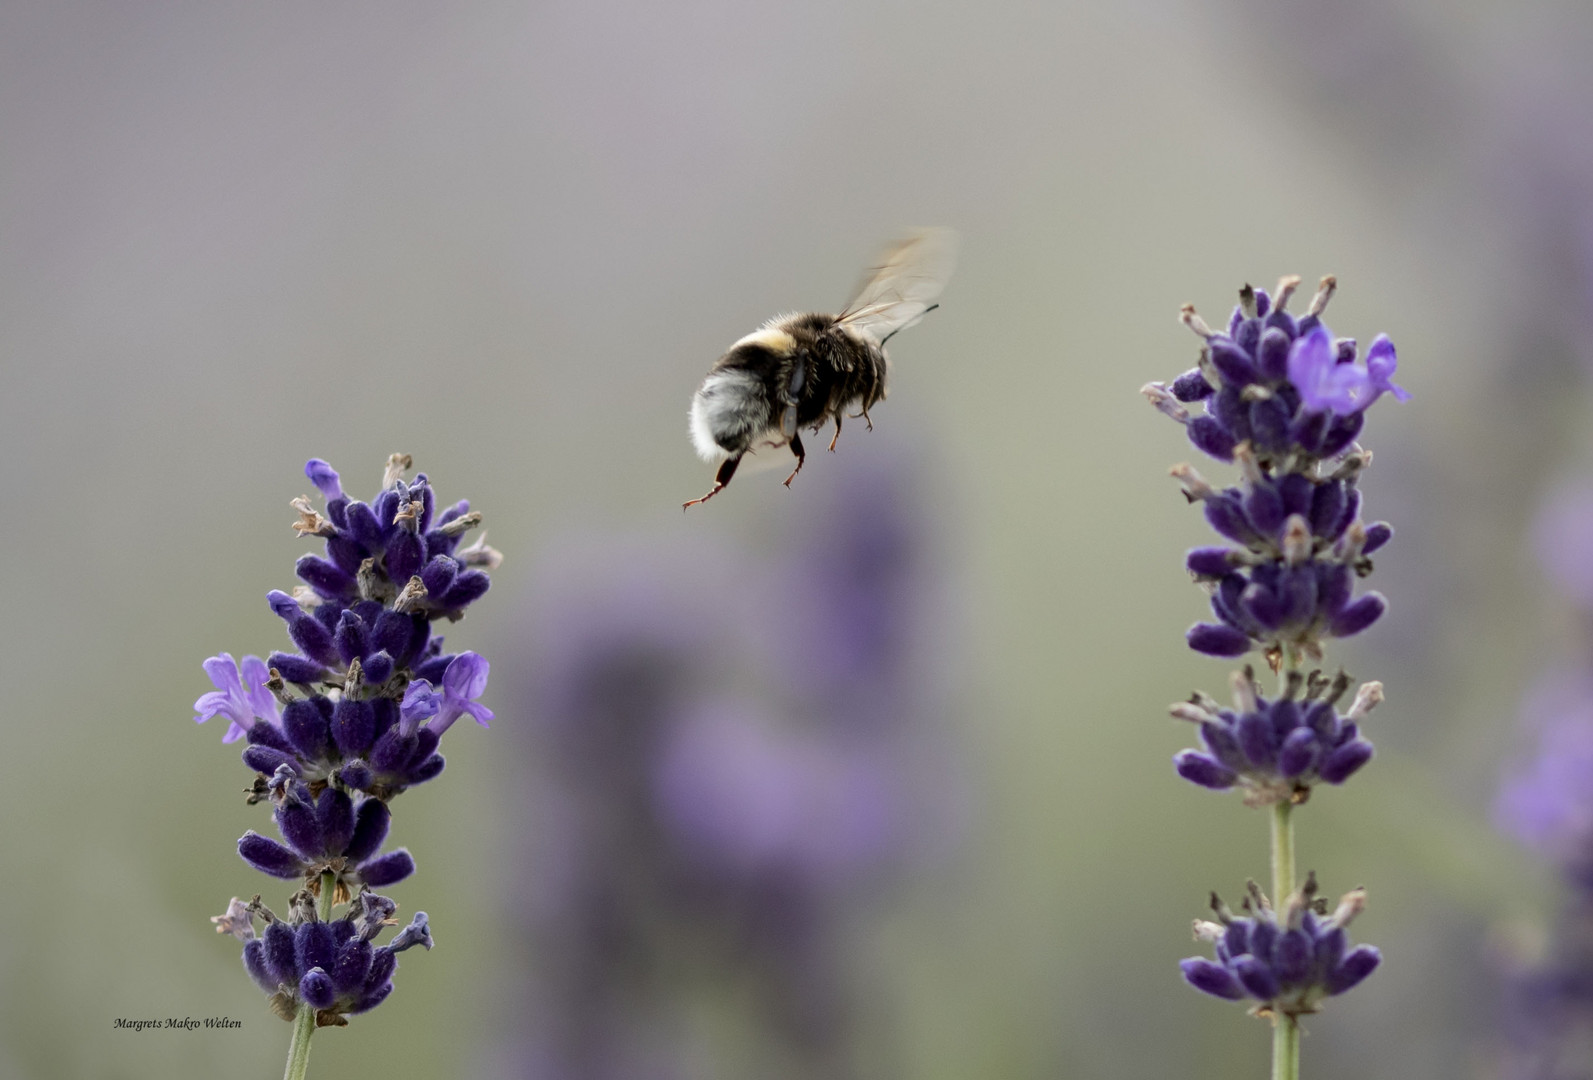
[1171,667,1382,806]
[194,654,281,744]
[1181,875,1380,1018]
[1144,277,1405,664]
[215,892,430,1025]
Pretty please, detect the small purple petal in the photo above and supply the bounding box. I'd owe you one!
[432,652,493,735]
[1329,593,1386,637]
[1244,483,1286,536]
[345,798,391,863]
[1276,728,1320,779]
[1325,945,1381,994]
[262,921,299,987]
[1171,369,1213,401]
[317,788,355,856]
[268,652,326,685]
[371,611,418,664]
[296,555,356,601]
[1364,335,1411,403]
[357,849,416,888]
[331,939,375,995]
[365,947,397,991]
[242,744,298,777]
[438,569,491,610]
[349,981,393,1015]
[1313,926,1346,979]
[333,610,370,665]
[1318,739,1374,784]
[1208,339,1260,385]
[1186,415,1236,462]
[1236,711,1277,768]
[305,459,343,500]
[1187,547,1236,578]
[1273,929,1312,984]
[419,556,459,599]
[399,679,440,738]
[298,969,337,1010]
[1199,721,1246,771]
[386,530,426,585]
[1180,957,1246,1000]
[1174,750,1238,790]
[1187,623,1252,657]
[296,921,337,978]
[238,832,305,879]
[1248,396,1291,454]
[362,651,395,685]
[1234,955,1279,1000]
[276,791,324,860]
[242,939,276,992]
[1362,522,1393,554]
[1257,327,1291,380]
[1204,495,1258,546]
[1319,411,1365,456]
[332,698,377,758]
[282,698,332,761]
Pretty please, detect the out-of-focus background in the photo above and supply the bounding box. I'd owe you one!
[4,1,1592,1077]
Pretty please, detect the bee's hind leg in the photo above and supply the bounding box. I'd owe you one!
[782,433,806,488]
[826,413,843,452]
[684,454,741,510]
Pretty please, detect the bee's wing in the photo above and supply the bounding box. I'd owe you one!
[835,228,958,344]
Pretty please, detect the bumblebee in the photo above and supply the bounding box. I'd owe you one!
[685,229,956,508]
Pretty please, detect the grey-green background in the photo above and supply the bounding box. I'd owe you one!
[2,1,1581,1076]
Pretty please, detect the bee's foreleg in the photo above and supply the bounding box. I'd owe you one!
[782,433,806,488]
[683,454,741,510]
[826,413,843,452]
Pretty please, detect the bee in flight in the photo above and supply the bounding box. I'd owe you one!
[684,228,957,509]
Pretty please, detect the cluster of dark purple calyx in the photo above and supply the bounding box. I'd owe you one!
[240,454,500,799]
[216,892,432,1026]
[1180,874,1380,1018]
[1172,667,1380,806]
[241,678,446,801]
[1173,441,1390,661]
[238,766,415,893]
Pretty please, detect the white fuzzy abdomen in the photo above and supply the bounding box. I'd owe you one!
[689,369,768,462]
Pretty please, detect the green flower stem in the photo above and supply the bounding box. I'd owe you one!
[283,872,337,1080]
[1271,800,1299,1080]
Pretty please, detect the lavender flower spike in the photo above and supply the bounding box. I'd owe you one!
[193,454,500,1074]
[1146,280,1403,1074]
[429,652,493,735]
[195,653,281,743]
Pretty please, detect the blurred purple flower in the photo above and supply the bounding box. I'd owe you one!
[1532,483,1593,609]
[1498,667,1593,879]
[1496,490,1593,1076]
[653,701,903,880]
[496,443,958,1079]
